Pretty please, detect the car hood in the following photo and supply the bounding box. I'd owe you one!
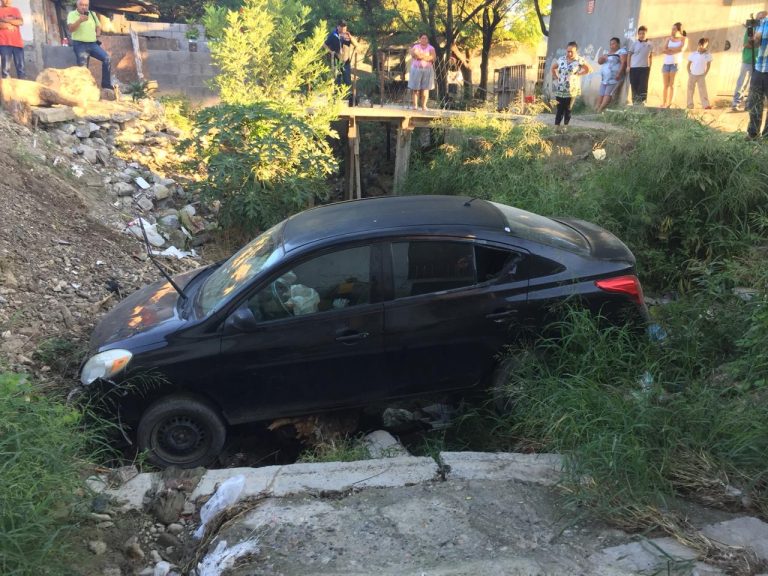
[90,268,202,349]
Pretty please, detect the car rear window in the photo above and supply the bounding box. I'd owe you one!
[489,202,589,255]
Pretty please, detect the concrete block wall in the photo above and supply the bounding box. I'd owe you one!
[145,49,219,105]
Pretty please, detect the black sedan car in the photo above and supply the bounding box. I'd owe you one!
[80,195,647,468]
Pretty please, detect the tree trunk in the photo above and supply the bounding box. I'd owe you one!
[533,0,548,36]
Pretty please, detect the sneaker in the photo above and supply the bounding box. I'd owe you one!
[730,106,739,112]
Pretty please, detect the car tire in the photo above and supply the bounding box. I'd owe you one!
[490,356,523,417]
[137,394,226,469]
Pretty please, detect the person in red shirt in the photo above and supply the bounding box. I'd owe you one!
[0,0,24,79]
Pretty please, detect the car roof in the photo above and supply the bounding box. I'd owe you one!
[282,195,506,252]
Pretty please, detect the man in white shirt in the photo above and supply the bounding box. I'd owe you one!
[687,37,713,109]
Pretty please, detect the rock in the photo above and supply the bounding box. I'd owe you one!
[1,77,80,108]
[156,532,181,549]
[124,536,145,561]
[100,88,116,101]
[113,182,134,197]
[108,465,139,487]
[52,129,79,147]
[35,66,100,104]
[75,122,94,138]
[151,184,171,200]
[31,106,76,124]
[96,149,110,165]
[149,489,185,524]
[80,145,98,164]
[166,523,184,535]
[137,196,154,211]
[102,567,122,576]
[135,176,151,190]
[88,540,108,555]
[158,214,180,229]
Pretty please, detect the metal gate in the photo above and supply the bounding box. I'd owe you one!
[494,65,527,110]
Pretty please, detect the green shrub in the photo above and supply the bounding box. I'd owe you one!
[0,372,107,575]
[184,0,343,233]
[185,102,337,232]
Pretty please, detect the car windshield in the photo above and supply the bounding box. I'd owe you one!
[197,224,284,316]
[490,202,589,254]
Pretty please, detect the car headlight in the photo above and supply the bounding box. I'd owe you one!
[80,349,133,385]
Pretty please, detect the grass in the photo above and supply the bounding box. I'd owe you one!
[0,371,112,576]
[297,434,370,463]
[400,111,768,563]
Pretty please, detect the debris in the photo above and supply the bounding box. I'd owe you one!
[193,475,245,540]
[592,148,607,161]
[153,246,197,260]
[135,176,151,190]
[126,217,165,247]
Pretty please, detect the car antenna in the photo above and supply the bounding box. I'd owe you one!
[136,216,188,301]
[464,198,477,207]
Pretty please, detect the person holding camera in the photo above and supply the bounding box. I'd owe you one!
[747,12,768,139]
[731,12,767,111]
[0,0,25,79]
[324,19,356,89]
[66,0,113,89]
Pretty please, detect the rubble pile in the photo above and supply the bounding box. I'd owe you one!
[0,70,219,373]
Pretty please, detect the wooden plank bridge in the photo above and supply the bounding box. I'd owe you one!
[336,104,517,200]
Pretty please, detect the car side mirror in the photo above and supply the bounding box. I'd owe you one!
[224,306,261,334]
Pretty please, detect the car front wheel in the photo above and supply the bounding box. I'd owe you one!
[137,395,226,468]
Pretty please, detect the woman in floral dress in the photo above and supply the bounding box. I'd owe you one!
[551,41,592,130]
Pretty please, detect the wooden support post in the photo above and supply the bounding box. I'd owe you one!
[392,117,412,195]
[345,117,362,200]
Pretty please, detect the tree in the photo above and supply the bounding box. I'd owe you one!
[532,0,549,36]
[475,0,542,100]
[187,0,344,232]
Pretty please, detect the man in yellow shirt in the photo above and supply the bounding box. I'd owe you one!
[66,0,112,88]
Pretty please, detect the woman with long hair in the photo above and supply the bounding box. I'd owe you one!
[661,22,688,107]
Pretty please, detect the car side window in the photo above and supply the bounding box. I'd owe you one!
[392,241,475,298]
[248,245,372,321]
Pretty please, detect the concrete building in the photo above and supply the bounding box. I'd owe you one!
[544,0,765,109]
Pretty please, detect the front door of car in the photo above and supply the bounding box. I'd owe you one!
[382,240,528,398]
[216,244,387,424]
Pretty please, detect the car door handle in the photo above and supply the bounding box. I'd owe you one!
[485,310,517,323]
[335,331,370,343]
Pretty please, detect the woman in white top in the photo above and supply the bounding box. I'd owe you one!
[661,22,688,108]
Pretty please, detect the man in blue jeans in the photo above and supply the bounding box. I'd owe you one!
[66,0,113,89]
[747,13,768,139]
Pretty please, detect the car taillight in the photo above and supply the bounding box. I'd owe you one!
[595,275,645,306]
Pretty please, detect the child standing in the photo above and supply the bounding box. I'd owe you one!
[687,38,713,109]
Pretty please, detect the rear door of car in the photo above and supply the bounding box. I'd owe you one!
[381,238,529,398]
[216,242,388,423]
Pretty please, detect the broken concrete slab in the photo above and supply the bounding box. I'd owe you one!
[589,537,721,575]
[701,516,768,560]
[190,456,438,501]
[363,429,409,458]
[31,106,76,124]
[440,452,563,486]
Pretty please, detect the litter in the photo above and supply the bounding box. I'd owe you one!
[193,475,245,540]
[126,217,165,247]
[153,246,197,260]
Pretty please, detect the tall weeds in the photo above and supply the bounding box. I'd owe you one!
[0,372,105,575]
